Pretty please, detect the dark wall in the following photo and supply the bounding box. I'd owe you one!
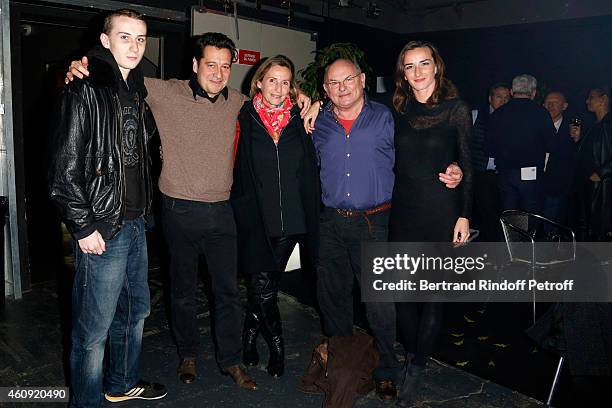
[395,14,612,119]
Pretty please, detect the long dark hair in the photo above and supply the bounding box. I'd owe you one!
[392,41,458,113]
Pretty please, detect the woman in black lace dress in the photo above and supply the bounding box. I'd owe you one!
[389,41,472,405]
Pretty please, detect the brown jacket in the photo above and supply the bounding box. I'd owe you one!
[298,333,378,408]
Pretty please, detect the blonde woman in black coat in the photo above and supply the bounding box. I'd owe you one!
[230,55,320,377]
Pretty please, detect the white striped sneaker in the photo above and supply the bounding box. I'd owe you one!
[105,380,167,402]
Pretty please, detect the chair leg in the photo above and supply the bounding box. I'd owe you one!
[532,291,536,326]
[546,356,565,406]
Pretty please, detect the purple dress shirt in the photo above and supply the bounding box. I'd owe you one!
[313,98,395,210]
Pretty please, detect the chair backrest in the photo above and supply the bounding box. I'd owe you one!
[500,210,576,265]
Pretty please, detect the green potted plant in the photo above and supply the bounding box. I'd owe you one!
[298,42,374,101]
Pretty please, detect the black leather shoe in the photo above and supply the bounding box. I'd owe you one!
[396,364,424,406]
[177,358,196,384]
[375,379,397,401]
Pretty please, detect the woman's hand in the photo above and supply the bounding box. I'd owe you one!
[453,217,470,243]
[303,101,321,134]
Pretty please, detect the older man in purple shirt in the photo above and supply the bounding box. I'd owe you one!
[312,58,461,401]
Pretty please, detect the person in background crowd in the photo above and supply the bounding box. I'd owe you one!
[487,74,556,215]
[231,55,320,378]
[389,40,472,406]
[542,91,581,228]
[578,86,612,241]
[471,83,510,241]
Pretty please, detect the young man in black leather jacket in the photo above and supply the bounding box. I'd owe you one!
[48,9,165,407]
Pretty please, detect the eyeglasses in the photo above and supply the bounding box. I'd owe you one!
[326,73,361,90]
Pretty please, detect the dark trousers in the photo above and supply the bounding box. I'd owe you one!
[162,195,241,369]
[316,207,399,381]
[472,171,502,241]
[543,193,570,225]
[396,302,444,367]
[498,169,543,214]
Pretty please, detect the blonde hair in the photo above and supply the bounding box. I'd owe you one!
[249,55,300,101]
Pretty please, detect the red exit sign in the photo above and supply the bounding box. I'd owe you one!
[238,49,260,65]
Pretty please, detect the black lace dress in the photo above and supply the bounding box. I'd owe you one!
[389,97,473,368]
[389,98,473,242]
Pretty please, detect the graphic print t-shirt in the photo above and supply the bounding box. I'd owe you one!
[120,84,145,220]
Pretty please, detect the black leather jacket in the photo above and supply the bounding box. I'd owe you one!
[49,52,156,240]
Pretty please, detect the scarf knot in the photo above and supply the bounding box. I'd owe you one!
[253,93,293,143]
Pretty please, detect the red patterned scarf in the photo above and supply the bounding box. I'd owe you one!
[253,93,293,144]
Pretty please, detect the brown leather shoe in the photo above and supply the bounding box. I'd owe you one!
[223,364,257,390]
[375,379,396,401]
[177,358,197,384]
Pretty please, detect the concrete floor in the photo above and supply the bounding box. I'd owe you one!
[0,267,544,408]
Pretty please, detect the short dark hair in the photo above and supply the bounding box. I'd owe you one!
[102,9,145,34]
[193,32,237,63]
[489,82,510,97]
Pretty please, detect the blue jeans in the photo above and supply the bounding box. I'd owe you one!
[69,217,150,408]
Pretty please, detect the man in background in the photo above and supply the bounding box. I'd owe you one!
[471,83,510,240]
[488,74,556,214]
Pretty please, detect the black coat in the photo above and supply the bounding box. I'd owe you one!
[527,302,612,376]
[231,101,320,275]
[487,98,557,171]
[578,112,612,240]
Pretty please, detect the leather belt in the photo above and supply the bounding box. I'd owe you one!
[335,202,392,218]
[335,202,391,234]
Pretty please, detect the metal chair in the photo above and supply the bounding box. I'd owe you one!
[499,210,576,407]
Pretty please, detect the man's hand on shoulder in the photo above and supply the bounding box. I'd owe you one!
[78,229,106,255]
[296,92,312,118]
[303,101,321,134]
[439,163,463,188]
[65,56,90,84]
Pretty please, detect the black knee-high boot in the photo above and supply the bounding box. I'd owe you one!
[260,298,284,377]
[242,306,260,366]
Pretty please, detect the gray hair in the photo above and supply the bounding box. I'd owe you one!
[512,74,537,97]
